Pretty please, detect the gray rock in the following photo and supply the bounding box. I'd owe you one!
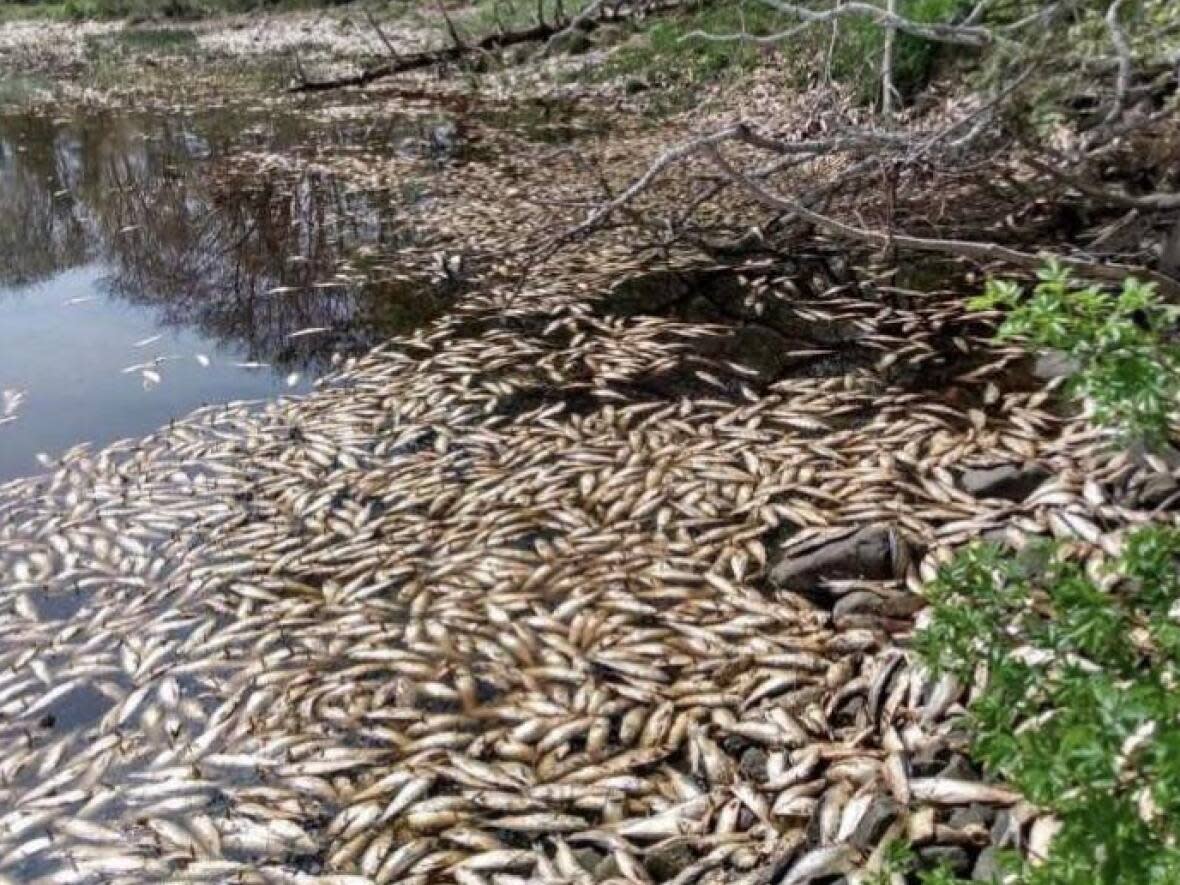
[769,525,907,593]
[593,853,621,880]
[549,29,594,55]
[427,120,461,156]
[646,841,696,880]
[973,846,1002,882]
[849,796,899,852]
[1032,349,1076,380]
[740,746,768,781]
[959,463,1049,501]
[948,803,996,831]
[938,754,979,781]
[990,810,1019,848]
[917,845,972,875]
[574,847,605,873]
[833,589,924,619]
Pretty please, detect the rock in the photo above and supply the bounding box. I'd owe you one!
[504,43,534,66]
[549,29,594,55]
[938,754,980,782]
[574,847,605,873]
[833,589,924,619]
[591,23,627,46]
[725,324,801,383]
[948,803,996,831]
[990,810,1019,848]
[1032,350,1076,380]
[918,845,971,876]
[427,120,461,156]
[740,747,768,781]
[769,525,908,594]
[593,853,621,880]
[850,796,900,853]
[645,841,696,879]
[959,463,1049,501]
[972,846,1001,881]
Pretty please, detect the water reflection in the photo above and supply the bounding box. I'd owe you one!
[0,109,448,480]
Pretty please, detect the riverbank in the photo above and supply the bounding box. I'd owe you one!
[0,9,1177,884]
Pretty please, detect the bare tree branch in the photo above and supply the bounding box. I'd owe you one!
[881,0,898,118]
[1102,0,1132,125]
[1026,157,1180,212]
[704,143,1180,297]
[541,118,1180,298]
[538,0,605,57]
[755,0,998,47]
[364,5,401,60]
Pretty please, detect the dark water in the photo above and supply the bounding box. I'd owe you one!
[0,108,448,481]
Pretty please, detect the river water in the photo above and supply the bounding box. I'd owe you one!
[0,107,445,481]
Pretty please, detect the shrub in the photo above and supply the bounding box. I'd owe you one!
[911,527,1180,883]
[895,265,1180,883]
[970,261,1180,446]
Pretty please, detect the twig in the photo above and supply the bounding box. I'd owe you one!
[881,0,898,117]
[756,0,998,47]
[436,0,466,49]
[1026,157,1180,212]
[541,119,1180,298]
[364,5,401,60]
[1102,0,1132,125]
[538,0,605,57]
[704,144,1180,297]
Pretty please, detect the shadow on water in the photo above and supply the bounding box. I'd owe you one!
[0,107,452,480]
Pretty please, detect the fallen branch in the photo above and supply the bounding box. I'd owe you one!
[704,144,1180,297]
[745,0,997,47]
[290,21,558,91]
[542,119,1180,298]
[1102,0,1132,125]
[1026,157,1180,212]
[538,0,605,57]
[291,0,684,92]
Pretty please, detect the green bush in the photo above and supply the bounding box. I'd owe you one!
[971,262,1180,446]
[911,527,1180,883]
[892,264,1180,883]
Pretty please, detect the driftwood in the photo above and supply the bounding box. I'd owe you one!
[290,20,561,92]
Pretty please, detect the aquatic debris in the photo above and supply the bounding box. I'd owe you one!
[0,388,24,427]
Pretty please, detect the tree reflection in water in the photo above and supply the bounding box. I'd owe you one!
[0,109,448,374]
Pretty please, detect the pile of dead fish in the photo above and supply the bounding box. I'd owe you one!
[0,253,1174,885]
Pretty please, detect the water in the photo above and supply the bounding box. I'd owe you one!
[0,107,448,481]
